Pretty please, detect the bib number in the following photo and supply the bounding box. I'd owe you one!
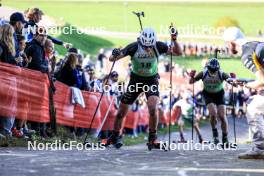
[141,63,152,68]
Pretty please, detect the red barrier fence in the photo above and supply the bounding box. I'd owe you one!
[0,63,50,122]
[0,63,187,130]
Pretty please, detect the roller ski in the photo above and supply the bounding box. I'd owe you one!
[198,136,210,144]
[175,138,187,144]
[173,134,187,144]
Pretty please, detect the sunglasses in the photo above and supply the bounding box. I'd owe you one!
[142,45,153,50]
[38,34,47,37]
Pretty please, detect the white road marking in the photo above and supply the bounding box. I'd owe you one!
[180,168,264,173]
[0,153,38,157]
[140,167,264,173]
[177,170,188,176]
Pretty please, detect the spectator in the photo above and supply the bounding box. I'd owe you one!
[0,23,18,139]
[25,26,48,73]
[12,35,35,138]
[9,12,27,58]
[44,39,54,60]
[25,26,48,137]
[58,53,80,87]
[44,39,55,73]
[17,35,31,67]
[97,48,106,71]
[107,71,119,97]
[24,7,71,48]
[83,65,97,91]
[54,47,78,78]
[57,53,81,137]
[76,53,87,90]
[0,24,16,64]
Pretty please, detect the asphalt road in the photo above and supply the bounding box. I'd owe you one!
[0,117,264,176]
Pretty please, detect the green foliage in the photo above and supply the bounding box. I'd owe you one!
[53,24,114,55]
[172,56,255,79]
[5,1,264,35]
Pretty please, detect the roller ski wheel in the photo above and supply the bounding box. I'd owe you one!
[199,139,210,144]
[178,138,187,143]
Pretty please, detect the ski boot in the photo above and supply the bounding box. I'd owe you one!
[146,131,167,151]
[221,134,237,149]
[105,131,123,149]
[178,134,187,143]
[198,136,209,144]
[212,129,220,145]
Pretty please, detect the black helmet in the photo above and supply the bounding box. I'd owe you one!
[207,58,220,72]
[110,71,119,78]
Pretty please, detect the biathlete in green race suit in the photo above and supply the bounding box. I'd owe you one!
[106,27,182,149]
[189,58,232,146]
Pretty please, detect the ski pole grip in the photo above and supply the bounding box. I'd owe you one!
[169,24,178,41]
[189,70,196,78]
[230,72,236,78]
[112,48,121,58]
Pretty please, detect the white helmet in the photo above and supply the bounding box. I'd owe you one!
[139,27,157,47]
[223,27,245,42]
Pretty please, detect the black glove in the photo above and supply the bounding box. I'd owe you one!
[112,48,121,57]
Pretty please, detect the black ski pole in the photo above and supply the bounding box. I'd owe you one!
[232,83,237,144]
[229,73,241,145]
[168,23,176,150]
[229,74,237,144]
[168,46,172,151]
[192,81,195,142]
[132,11,144,31]
[83,60,116,144]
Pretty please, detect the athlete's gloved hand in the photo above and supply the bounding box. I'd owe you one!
[169,24,178,41]
[112,48,121,58]
[189,70,196,78]
[230,72,236,78]
[228,73,239,87]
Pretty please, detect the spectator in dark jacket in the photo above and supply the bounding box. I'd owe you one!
[59,53,80,87]
[58,53,81,138]
[9,12,27,58]
[24,26,48,138]
[25,26,48,73]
